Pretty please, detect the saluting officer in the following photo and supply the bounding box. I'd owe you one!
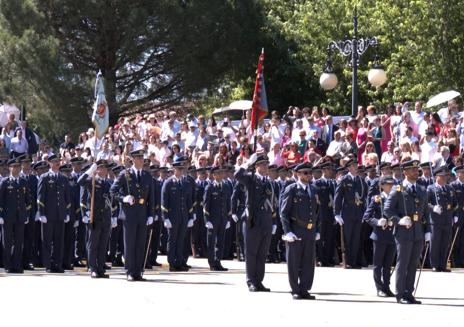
[280,162,320,300]
[203,166,231,271]
[110,149,155,281]
[334,158,366,269]
[427,166,456,272]
[384,159,431,305]
[235,154,275,292]
[363,176,396,297]
[78,160,113,278]
[20,154,38,271]
[161,156,194,272]
[37,154,71,273]
[450,165,464,267]
[0,157,31,273]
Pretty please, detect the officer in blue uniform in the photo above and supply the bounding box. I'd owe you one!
[110,149,154,281]
[192,167,209,258]
[32,160,49,267]
[450,165,464,267]
[231,169,246,261]
[384,159,431,304]
[20,154,38,270]
[203,166,231,271]
[161,157,194,271]
[314,162,336,267]
[78,159,113,278]
[334,158,366,268]
[37,154,71,273]
[146,164,162,267]
[417,162,434,188]
[235,154,275,292]
[76,162,91,268]
[267,164,281,263]
[0,157,31,273]
[280,162,320,300]
[108,165,125,267]
[427,166,456,272]
[182,165,197,268]
[363,176,396,297]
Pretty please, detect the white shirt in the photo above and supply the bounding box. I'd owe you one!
[381,151,394,163]
[10,136,28,154]
[420,141,438,163]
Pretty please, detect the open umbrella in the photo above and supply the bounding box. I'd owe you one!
[229,100,252,110]
[426,90,460,108]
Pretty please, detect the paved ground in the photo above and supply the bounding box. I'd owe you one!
[1,256,463,326]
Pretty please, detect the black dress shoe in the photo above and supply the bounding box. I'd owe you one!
[248,284,259,292]
[377,290,388,297]
[55,268,65,273]
[91,271,99,279]
[169,266,179,272]
[257,283,271,292]
[98,273,110,279]
[407,296,422,304]
[441,268,451,272]
[432,267,440,272]
[292,293,302,300]
[63,264,74,270]
[103,264,111,270]
[24,263,35,271]
[152,262,162,267]
[127,275,135,282]
[74,261,86,268]
[217,264,228,271]
[134,276,146,281]
[384,289,396,297]
[397,297,413,304]
[301,292,316,300]
[112,259,124,267]
[145,264,153,269]
[178,265,189,272]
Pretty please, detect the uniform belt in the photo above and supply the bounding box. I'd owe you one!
[290,217,314,230]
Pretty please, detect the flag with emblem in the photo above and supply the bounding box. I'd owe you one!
[250,48,268,132]
[92,70,109,139]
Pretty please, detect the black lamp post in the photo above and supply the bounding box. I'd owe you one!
[319,8,387,117]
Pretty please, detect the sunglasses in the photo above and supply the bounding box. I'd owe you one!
[300,171,312,175]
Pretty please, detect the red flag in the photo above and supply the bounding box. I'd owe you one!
[250,49,268,131]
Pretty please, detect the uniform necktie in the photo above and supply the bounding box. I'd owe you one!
[411,184,416,194]
[137,171,141,184]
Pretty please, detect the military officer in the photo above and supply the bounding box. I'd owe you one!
[384,159,431,305]
[37,154,71,273]
[108,165,125,267]
[69,157,86,268]
[363,176,396,297]
[235,154,275,292]
[146,164,162,267]
[280,162,320,300]
[417,162,434,188]
[32,160,49,267]
[110,149,155,281]
[391,163,403,185]
[267,164,281,263]
[78,160,113,278]
[231,169,247,261]
[366,162,393,202]
[0,157,31,273]
[314,162,336,267]
[20,154,38,270]
[427,166,456,272]
[450,165,464,267]
[334,158,366,269]
[161,157,194,272]
[203,166,231,271]
[192,167,209,258]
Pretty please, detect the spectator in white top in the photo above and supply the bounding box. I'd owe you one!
[326,130,344,159]
[420,131,438,163]
[380,141,395,163]
[10,128,28,157]
[410,101,425,127]
[417,112,431,137]
[185,122,198,149]
[291,119,305,142]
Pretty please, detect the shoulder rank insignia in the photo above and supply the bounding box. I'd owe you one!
[396,185,402,192]
[374,195,381,203]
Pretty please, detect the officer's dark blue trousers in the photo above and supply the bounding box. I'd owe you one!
[372,241,396,291]
[343,218,361,266]
[430,224,452,269]
[148,220,162,264]
[207,220,226,266]
[63,220,76,267]
[75,222,87,261]
[395,239,423,298]
[87,218,111,273]
[243,222,272,286]
[109,219,124,262]
[41,219,65,269]
[123,214,147,277]
[320,215,336,265]
[22,217,36,267]
[2,220,25,271]
[286,226,315,294]
[167,218,188,268]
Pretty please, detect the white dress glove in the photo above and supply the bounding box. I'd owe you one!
[205,221,213,229]
[82,216,90,224]
[454,216,459,224]
[147,216,154,226]
[433,205,442,214]
[123,195,135,205]
[111,217,118,228]
[85,163,97,176]
[64,215,70,223]
[164,219,172,229]
[39,216,47,224]
[154,215,159,222]
[225,221,231,229]
[272,224,277,235]
[232,214,238,223]
[398,216,412,227]
[73,220,79,228]
[335,215,344,225]
[193,214,197,221]
[35,212,40,222]
[282,232,298,242]
[425,232,431,242]
[187,219,194,228]
[315,233,321,241]
[25,218,29,225]
[0,217,4,225]
[377,218,387,228]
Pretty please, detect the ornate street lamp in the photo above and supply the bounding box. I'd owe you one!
[320,8,387,117]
